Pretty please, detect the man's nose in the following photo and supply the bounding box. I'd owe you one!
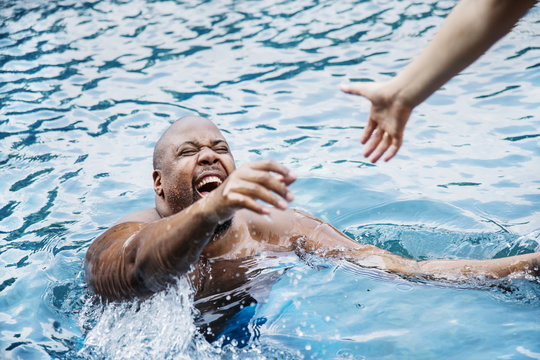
[198,147,219,165]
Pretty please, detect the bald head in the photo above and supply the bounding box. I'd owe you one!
[153,115,223,170]
[151,115,235,216]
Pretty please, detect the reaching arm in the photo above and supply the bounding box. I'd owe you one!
[341,0,536,163]
[295,214,540,280]
[418,254,540,280]
[85,160,296,301]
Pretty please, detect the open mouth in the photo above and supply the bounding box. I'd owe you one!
[195,175,223,197]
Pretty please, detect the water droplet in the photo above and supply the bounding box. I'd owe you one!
[395,283,414,292]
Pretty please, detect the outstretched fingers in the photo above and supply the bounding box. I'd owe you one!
[250,160,295,179]
[382,138,402,162]
[222,160,296,214]
[340,82,376,98]
[225,191,270,215]
[246,169,294,201]
[363,128,384,158]
[234,180,289,212]
[249,160,296,189]
[247,162,295,202]
[369,133,393,163]
[364,131,402,163]
[341,81,412,163]
[360,116,377,145]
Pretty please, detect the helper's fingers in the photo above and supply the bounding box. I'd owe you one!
[360,116,377,144]
[363,129,384,158]
[340,82,375,98]
[382,137,402,162]
[369,133,392,163]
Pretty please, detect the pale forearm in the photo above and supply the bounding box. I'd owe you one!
[393,0,535,107]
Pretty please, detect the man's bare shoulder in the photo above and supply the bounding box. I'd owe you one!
[113,208,161,225]
[86,208,160,262]
[235,207,320,237]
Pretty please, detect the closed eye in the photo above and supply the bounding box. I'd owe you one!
[215,147,229,153]
[179,149,197,156]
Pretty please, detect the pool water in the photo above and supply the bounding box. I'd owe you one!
[1,0,539,358]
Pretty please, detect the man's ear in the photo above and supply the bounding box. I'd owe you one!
[152,170,164,197]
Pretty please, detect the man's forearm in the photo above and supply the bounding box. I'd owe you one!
[130,198,222,290]
[393,0,536,108]
[418,252,540,280]
[86,200,222,300]
[300,219,421,276]
[301,220,540,280]
[329,248,540,281]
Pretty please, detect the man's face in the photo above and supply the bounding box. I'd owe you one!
[157,118,236,213]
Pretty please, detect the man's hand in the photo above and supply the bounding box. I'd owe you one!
[209,160,296,220]
[340,81,412,163]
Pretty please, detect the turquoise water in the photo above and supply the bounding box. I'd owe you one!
[1,0,539,358]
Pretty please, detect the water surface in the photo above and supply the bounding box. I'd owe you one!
[1,0,539,358]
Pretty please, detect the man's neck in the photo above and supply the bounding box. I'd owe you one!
[213,218,232,239]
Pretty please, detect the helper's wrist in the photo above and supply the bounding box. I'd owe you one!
[387,77,418,110]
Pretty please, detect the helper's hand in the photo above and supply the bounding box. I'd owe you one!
[210,160,296,220]
[340,82,413,163]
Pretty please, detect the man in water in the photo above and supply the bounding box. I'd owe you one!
[85,115,539,335]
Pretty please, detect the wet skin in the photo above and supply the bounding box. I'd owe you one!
[85,116,540,306]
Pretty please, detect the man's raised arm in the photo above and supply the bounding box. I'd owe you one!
[85,160,296,301]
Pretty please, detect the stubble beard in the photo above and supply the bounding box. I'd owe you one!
[190,183,232,237]
[166,181,232,238]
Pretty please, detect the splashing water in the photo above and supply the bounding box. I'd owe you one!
[79,278,217,360]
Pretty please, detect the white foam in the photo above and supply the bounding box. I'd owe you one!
[79,278,217,360]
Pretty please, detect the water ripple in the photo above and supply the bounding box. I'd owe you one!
[1,0,539,358]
